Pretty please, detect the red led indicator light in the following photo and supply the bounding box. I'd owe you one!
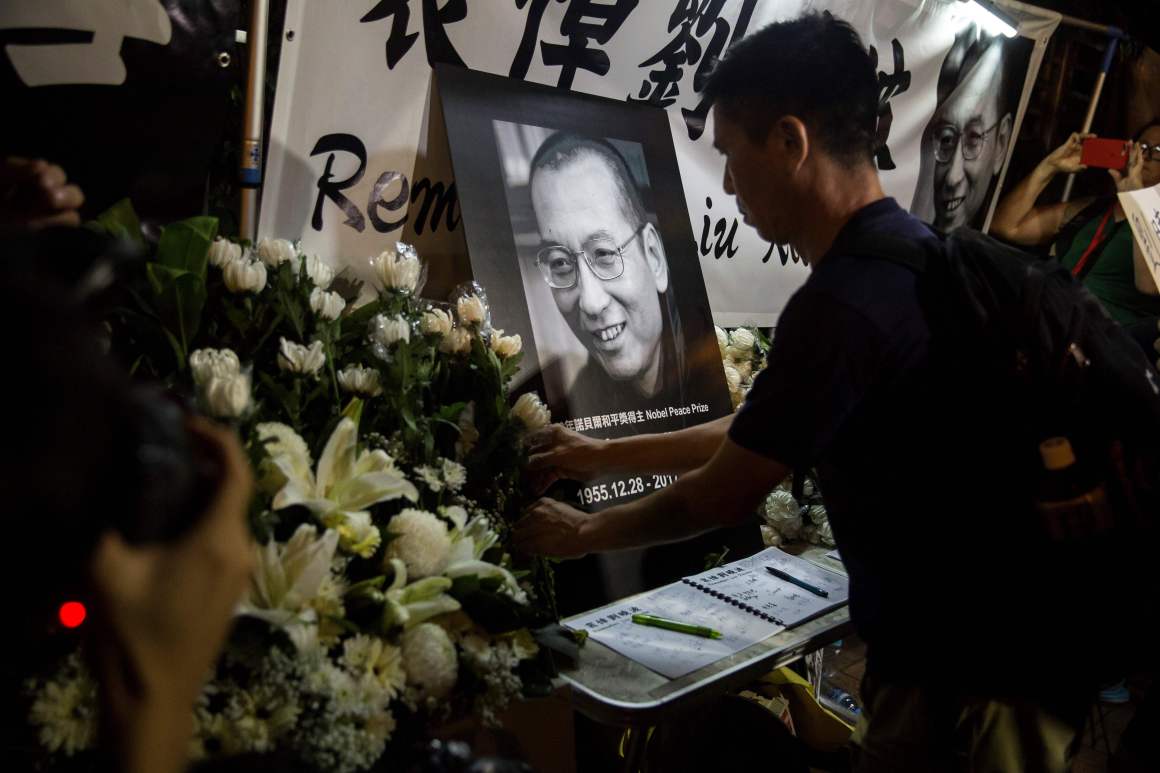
[58,601,86,628]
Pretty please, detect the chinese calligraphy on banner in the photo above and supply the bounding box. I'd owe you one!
[260,0,1060,327]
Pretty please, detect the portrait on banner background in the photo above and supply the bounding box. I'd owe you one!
[910,23,1035,231]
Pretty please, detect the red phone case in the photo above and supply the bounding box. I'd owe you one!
[1081,138,1129,170]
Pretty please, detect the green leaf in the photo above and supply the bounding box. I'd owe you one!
[157,216,218,275]
[88,198,145,250]
[145,263,206,360]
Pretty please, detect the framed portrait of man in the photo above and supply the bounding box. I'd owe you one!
[437,65,742,610]
[437,65,730,456]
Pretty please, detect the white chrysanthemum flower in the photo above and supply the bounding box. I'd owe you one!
[439,325,473,355]
[259,416,418,556]
[302,253,335,289]
[729,327,756,352]
[277,337,326,376]
[723,344,748,363]
[401,623,458,703]
[760,524,783,547]
[456,294,486,326]
[414,465,443,493]
[371,246,423,292]
[441,458,466,492]
[489,330,522,358]
[512,392,550,431]
[807,504,828,525]
[342,635,407,700]
[735,360,753,383]
[455,402,479,459]
[385,508,451,578]
[762,489,802,540]
[223,257,267,293]
[723,363,742,392]
[715,325,728,356]
[189,347,241,385]
[369,314,411,347]
[28,653,98,756]
[421,308,453,337]
[310,287,345,320]
[256,237,296,267]
[337,364,383,397]
[312,569,347,647]
[208,236,242,268]
[202,371,252,419]
[763,489,799,523]
[366,708,397,746]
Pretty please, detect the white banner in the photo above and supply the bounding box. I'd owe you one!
[261,0,1059,327]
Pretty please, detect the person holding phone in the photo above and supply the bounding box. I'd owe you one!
[991,123,1160,325]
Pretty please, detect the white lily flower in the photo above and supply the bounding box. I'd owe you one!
[259,416,418,557]
[238,524,339,651]
[442,514,524,603]
[382,558,461,630]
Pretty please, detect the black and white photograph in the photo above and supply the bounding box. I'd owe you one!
[437,65,731,443]
[910,23,1035,231]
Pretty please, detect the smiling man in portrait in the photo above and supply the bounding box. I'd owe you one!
[528,132,686,416]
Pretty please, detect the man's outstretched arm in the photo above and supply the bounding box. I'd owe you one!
[525,415,733,494]
[514,436,787,558]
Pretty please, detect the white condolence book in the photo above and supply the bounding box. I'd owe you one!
[565,547,849,679]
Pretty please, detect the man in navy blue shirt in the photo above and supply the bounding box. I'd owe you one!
[516,13,1092,771]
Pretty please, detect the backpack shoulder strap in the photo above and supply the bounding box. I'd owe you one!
[840,230,940,274]
[1053,195,1116,260]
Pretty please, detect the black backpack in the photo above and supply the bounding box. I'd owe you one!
[854,227,1160,536]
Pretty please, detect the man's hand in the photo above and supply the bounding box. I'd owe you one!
[89,417,254,773]
[1040,132,1093,177]
[513,497,594,559]
[0,157,85,230]
[526,423,607,494]
[1110,141,1146,193]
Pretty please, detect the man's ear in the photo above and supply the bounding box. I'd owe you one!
[642,222,669,294]
[770,116,810,172]
[993,112,1014,175]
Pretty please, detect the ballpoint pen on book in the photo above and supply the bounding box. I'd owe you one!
[766,565,829,597]
[631,613,722,639]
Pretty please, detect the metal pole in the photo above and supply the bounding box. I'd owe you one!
[239,0,270,242]
[1060,26,1123,203]
[1057,13,1112,36]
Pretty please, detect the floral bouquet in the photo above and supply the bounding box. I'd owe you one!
[715,325,768,409]
[25,202,560,772]
[714,324,835,549]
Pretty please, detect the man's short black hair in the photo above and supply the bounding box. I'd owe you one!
[704,12,878,167]
[528,132,648,230]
